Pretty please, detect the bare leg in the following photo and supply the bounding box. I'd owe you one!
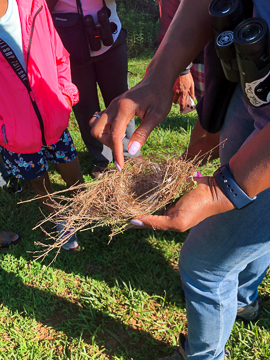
[30,171,56,213]
[183,120,220,164]
[30,160,84,250]
[54,157,84,196]
[54,158,84,250]
[30,158,83,212]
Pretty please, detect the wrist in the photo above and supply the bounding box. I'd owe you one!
[179,69,190,76]
[213,165,257,209]
[179,62,193,76]
[145,56,180,91]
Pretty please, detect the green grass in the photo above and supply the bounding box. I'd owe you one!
[1,51,270,360]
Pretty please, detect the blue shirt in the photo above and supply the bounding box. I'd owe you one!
[254,0,270,41]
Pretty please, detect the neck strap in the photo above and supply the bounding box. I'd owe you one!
[0,38,47,145]
[76,0,83,17]
[0,38,30,90]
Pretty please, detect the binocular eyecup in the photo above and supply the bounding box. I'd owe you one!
[209,0,244,34]
[209,0,270,107]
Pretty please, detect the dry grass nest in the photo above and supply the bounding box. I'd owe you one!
[29,154,202,263]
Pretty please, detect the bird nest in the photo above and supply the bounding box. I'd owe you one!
[31,154,201,263]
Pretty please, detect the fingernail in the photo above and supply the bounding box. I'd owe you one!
[194,171,203,177]
[128,141,141,155]
[130,219,144,226]
[122,134,126,140]
[115,161,121,171]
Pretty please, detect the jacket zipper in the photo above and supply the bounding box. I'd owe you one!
[26,5,47,147]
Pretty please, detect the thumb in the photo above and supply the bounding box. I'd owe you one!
[126,118,160,157]
[131,214,173,231]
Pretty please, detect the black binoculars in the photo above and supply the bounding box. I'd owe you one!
[84,7,117,51]
[209,0,270,107]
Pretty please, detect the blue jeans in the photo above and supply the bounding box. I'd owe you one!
[179,84,270,359]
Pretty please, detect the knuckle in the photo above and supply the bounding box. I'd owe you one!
[88,119,95,128]
[90,127,100,139]
[117,97,135,113]
[134,129,150,143]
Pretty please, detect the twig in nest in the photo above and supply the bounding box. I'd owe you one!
[24,154,203,264]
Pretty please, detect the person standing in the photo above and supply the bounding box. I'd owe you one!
[89,0,270,358]
[0,0,84,250]
[47,0,139,179]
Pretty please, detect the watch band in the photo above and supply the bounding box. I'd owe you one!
[213,164,257,209]
[179,62,193,76]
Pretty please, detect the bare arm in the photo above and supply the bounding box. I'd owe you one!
[230,121,270,198]
[90,0,214,169]
[145,0,213,94]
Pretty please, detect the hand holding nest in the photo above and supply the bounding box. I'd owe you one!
[131,176,235,232]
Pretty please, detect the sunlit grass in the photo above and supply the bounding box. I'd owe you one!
[0,51,270,360]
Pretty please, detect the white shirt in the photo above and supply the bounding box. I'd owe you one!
[52,0,121,56]
[0,0,26,70]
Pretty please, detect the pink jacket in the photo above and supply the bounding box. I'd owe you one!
[0,0,79,154]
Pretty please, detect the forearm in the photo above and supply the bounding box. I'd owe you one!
[145,0,213,91]
[45,0,58,12]
[229,121,270,198]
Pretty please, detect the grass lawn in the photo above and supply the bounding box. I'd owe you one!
[1,51,270,360]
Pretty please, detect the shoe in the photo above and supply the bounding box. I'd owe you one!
[91,164,108,179]
[178,334,189,360]
[57,222,79,251]
[0,231,22,249]
[157,334,187,360]
[61,236,79,250]
[158,334,228,360]
[236,297,261,323]
[158,349,184,360]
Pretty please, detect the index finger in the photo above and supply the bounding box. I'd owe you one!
[110,98,137,169]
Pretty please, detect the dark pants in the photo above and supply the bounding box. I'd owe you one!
[71,31,137,166]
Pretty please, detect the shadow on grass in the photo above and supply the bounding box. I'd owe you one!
[0,269,176,359]
[2,160,270,359]
[0,163,185,308]
[14,223,186,307]
[0,181,187,358]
